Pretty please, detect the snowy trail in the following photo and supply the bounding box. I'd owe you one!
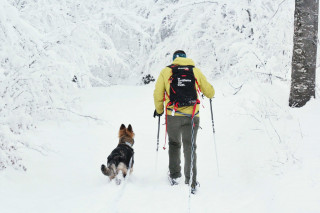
[1,83,320,213]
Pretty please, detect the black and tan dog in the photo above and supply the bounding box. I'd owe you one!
[101,124,135,184]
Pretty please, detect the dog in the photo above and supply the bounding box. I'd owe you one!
[101,124,135,184]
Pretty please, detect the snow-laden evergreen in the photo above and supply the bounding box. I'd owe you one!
[1,0,320,212]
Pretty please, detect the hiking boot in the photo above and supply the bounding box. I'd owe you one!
[191,181,200,194]
[168,175,181,186]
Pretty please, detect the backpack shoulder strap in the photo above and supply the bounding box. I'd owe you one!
[167,64,195,71]
[167,64,178,69]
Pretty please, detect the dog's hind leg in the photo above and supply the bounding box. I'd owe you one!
[115,173,122,185]
[115,170,125,185]
[108,164,117,180]
[117,162,128,178]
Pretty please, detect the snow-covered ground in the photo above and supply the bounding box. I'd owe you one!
[1,80,319,213]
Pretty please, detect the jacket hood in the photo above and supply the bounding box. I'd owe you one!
[172,57,195,66]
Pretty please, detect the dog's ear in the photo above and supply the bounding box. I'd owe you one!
[127,124,133,133]
[119,124,126,138]
[120,124,126,130]
[126,124,135,138]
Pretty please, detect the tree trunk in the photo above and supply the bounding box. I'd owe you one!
[289,0,319,107]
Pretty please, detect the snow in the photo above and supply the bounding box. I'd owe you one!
[1,82,320,213]
[1,0,320,212]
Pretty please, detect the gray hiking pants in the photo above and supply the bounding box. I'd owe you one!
[167,115,200,185]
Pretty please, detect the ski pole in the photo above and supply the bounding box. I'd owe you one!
[156,116,160,151]
[155,116,161,172]
[210,98,220,176]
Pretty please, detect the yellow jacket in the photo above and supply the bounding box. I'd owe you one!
[153,57,215,117]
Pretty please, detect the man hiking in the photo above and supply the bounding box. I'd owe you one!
[153,50,215,194]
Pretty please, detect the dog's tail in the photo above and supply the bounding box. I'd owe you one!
[101,164,110,176]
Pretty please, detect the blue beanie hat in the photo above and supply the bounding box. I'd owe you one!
[173,50,186,61]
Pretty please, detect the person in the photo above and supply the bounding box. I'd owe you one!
[153,50,215,193]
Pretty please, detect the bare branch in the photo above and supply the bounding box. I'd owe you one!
[269,0,287,21]
[231,113,261,123]
[54,107,111,124]
[268,118,282,144]
[229,82,244,95]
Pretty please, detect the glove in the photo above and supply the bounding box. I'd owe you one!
[153,109,163,118]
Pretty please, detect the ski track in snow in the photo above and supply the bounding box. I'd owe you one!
[1,83,320,213]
